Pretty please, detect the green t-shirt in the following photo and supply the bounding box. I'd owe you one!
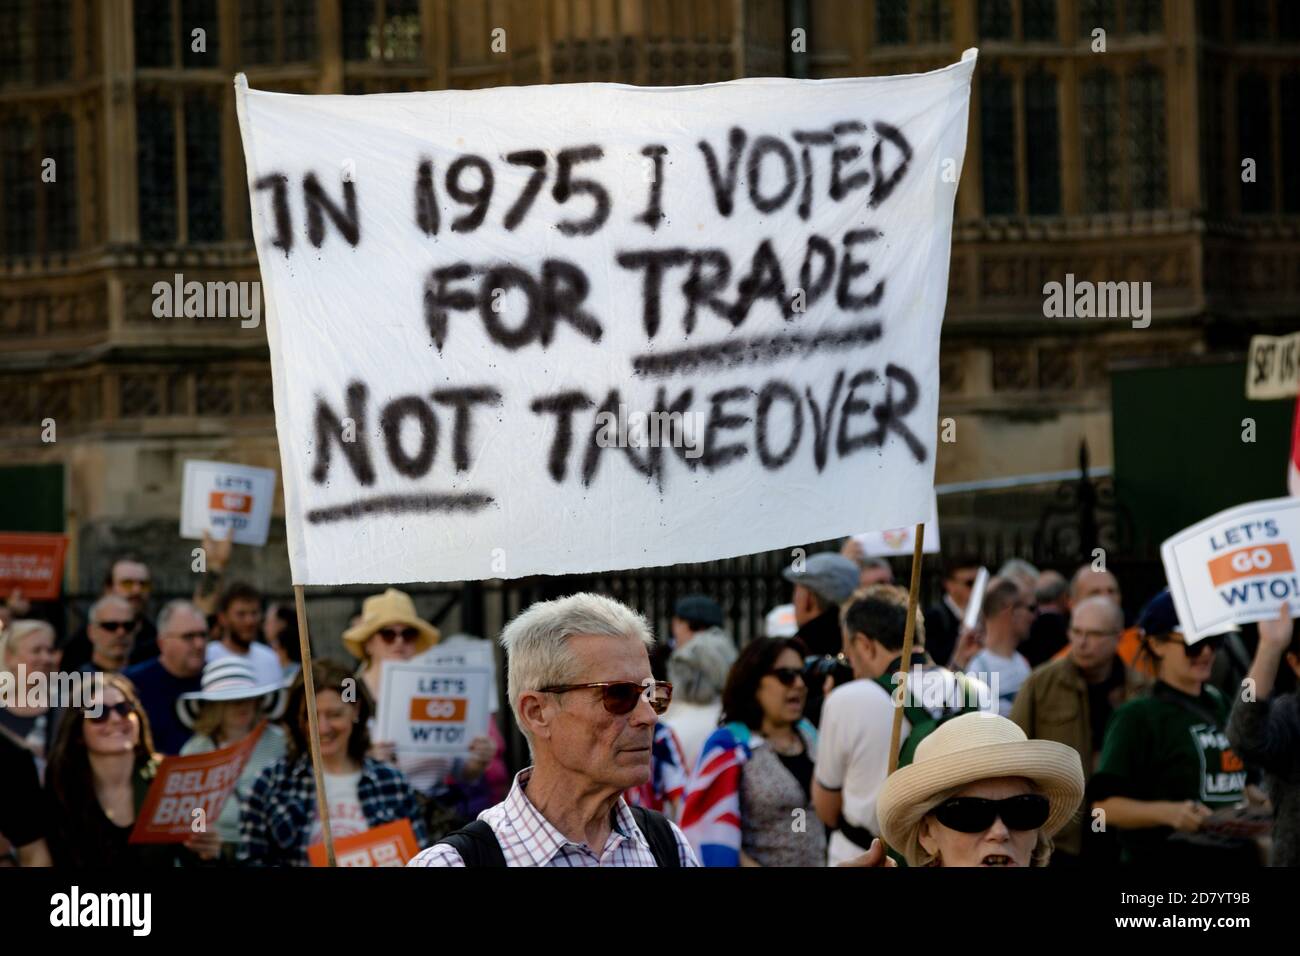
[1091,682,1246,865]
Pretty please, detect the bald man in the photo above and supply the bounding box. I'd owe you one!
[1010,595,1148,865]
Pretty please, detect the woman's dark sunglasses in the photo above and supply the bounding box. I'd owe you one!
[541,680,673,715]
[932,794,1051,833]
[1180,634,1224,657]
[769,666,806,688]
[85,701,135,723]
[376,626,421,644]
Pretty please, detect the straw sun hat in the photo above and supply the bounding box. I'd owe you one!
[342,588,440,660]
[177,657,288,729]
[877,712,1085,867]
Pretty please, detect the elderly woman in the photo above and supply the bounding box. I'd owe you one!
[239,659,428,866]
[346,588,499,828]
[662,626,737,770]
[876,712,1085,867]
[177,657,289,863]
[0,619,60,777]
[680,636,827,867]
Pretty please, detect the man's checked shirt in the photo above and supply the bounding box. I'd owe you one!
[408,768,699,867]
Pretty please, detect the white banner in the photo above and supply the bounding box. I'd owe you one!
[852,492,940,557]
[1161,497,1300,641]
[180,460,277,547]
[377,662,492,757]
[235,51,976,584]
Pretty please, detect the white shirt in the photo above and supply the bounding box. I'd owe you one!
[965,648,1031,718]
[307,770,367,846]
[206,640,284,687]
[661,700,722,772]
[813,678,907,865]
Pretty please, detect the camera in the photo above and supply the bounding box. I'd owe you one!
[804,653,853,691]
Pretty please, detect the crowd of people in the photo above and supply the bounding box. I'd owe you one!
[2,540,1298,869]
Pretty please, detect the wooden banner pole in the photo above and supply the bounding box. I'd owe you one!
[887,523,926,777]
[293,584,336,867]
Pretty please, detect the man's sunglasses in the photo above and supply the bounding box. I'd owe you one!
[769,666,807,688]
[94,619,135,633]
[85,701,135,723]
[541,680,673,716]
[376,626,421,644]
[932,794,1051,833]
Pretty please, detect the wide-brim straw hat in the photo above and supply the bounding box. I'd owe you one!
[342,588,440,660]
[877,712,1085,867]
[177,656,288,729]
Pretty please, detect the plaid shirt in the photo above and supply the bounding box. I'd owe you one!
[408,768,699,867]
[239,754,429,867]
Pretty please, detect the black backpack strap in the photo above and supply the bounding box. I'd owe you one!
[629,806,681,868]
[436,819,507,867]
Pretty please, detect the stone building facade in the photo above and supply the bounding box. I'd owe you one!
[1,0,1297,618]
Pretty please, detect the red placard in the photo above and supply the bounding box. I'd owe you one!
[0,532,68,601]
[308,819,420,867]
[129,722,266,844]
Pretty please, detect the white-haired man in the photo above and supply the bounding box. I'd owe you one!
[408,593,698,867]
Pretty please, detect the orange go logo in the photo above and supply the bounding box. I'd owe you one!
[408,697,467,722]
[208,491,252,513]
[1207,543,1294,586]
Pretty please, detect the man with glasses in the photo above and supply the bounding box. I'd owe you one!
[122,600,208,754]
[962,577,1035,718]
[1010,595,1147,865]
[206,581,282,686]
[410,592,697,867]
[60,557,159,671]
[79,595,138,674]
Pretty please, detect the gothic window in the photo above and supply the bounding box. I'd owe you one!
[981,71,1015,215]
[1025,70,1060,214]
[241,0,317,66]
[1022,0,1057,40]
[137,95,177,242]
[1237,72,1272,213]
[876,0,909,45]
[345,0,421,62]
[1127,65,1167,210]
[184,93,223,242]
[43,112,77,251]
[1081,69,1123,213]
[1,116,35,256]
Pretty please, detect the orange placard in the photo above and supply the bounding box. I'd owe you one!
[1207,543,1294,587]
[408,696,468,722]
[0,532,68,601]
[308,818,420,867]
[129,722,266,844]
[209,490,253,513]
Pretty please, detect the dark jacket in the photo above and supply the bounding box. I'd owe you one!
[922,601,960,669]
[1227,691,1300,867]
[1009,655,1148,857]
[796,608,843,727]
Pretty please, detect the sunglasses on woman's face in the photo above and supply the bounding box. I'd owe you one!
[376,626,421,645]
[541,680,673,716]
[1179,634,1224,657]
[932,794,1050,833]
[768,667,806,688]
[85,701,134,723]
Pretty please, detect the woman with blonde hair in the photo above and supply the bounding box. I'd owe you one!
[876,712,1085,867]
[0,619,61,777]
[345,588,499,832]
[177,656,289,862]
